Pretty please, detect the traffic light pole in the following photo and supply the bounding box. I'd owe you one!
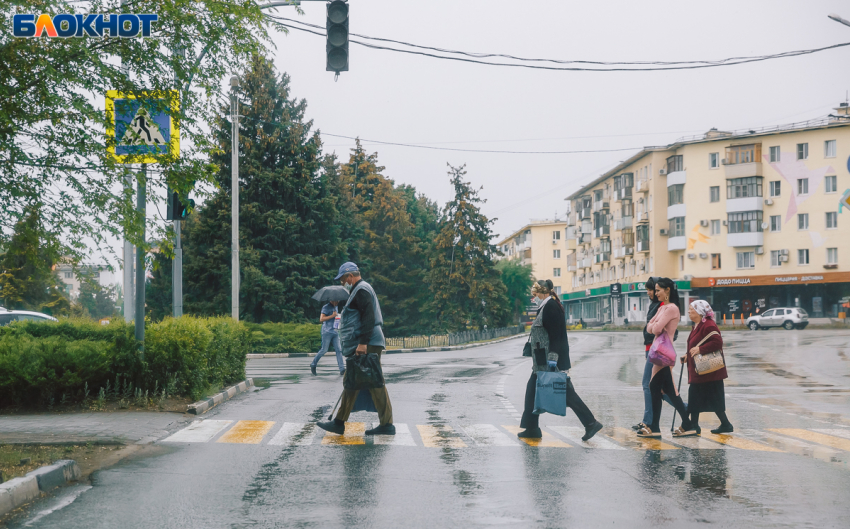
[231,77,240,322]
[173,46,184,318]
[120,0,134,324]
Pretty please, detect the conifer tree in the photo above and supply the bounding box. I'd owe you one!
[428,164,511,332]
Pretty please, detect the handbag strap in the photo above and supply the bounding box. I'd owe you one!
[694,331,719,347]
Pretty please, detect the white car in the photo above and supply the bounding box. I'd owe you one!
[0,308,59,326]
[746,307,809,331]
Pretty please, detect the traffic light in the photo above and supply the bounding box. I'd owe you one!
[326,0,349,73]
[167,189,195,220]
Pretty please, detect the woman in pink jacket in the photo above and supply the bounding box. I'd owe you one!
[637,277,693,438]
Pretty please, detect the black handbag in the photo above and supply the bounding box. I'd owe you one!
[343,352,385,390]
[523,341,532,357]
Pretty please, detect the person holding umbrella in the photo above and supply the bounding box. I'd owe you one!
[310,299,344,376]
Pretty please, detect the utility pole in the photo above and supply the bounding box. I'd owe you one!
[173,46,185,318]
[231,76,240,321]
[136,164,146,359]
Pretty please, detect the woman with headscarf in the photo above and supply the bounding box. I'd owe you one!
[683,299,733,434]
[517,280,604,441]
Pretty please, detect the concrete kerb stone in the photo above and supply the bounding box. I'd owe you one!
[187,378,254,415]
[26,460,81,492]
[0,476,39,517]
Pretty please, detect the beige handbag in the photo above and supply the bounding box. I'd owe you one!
[692,331,725,375]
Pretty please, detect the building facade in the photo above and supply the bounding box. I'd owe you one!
[54,264,117,299]
[562,107,850,324]
[496,220,569,295]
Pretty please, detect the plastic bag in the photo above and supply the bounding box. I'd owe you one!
[533,370,567,416]
[343,352,385,390]
[648,332,677,367]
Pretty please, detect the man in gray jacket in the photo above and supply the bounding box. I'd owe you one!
[317,262,395,436]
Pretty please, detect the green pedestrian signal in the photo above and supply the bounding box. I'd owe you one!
[167,189,195,220]
[326,0,349,73]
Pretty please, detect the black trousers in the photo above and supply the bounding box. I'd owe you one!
[649,366,690,432]
[520,372,596,430]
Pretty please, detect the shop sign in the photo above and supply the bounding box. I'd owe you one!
[813,297,823,313]
[610,283,622,295]
[695,271,850,288]
[727,300,740,312]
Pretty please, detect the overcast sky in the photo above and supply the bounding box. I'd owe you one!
[97,0,850,273]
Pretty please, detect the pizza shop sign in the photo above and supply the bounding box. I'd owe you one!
[698,272,847,288]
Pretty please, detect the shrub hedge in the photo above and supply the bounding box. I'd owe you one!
[245,322,322,355]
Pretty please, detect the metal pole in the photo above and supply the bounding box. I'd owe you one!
[230,76,240,321]
[136,164,146,358]
[173,46,184,318]
[120,0,134,323]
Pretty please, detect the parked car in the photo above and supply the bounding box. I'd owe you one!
[746,308,808,330]
[0,308,59,326]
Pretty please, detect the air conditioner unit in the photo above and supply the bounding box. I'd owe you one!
[764,198,774,206]
[700,219,709,227]
[722,220,728,226]
[552,239,558,244]
[761,222,769,230]
[659,168,667,175]
[721,159,729,165]
[683,274,694,280]
[699,253,708,259]
[780,249,789,256]
[659,228,668,236]
[779,255,789,262]
[687,253,696,259]
[639,264,646,272]
[755,246,764,255]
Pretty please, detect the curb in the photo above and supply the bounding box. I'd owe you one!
[0,460,81,517]
[246,333,529,359]
[187,379,254,415]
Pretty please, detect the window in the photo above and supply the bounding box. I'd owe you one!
[668,184,684,206]
[726,177,763,199]
[725,144,760,164]
[709,153,719,169]
[825,140,836,158]
[553,268,561,277]
[679,255,684,271]
[798,213,809,230]
[769,146,780,162]
[825,175,837,193]
[553,249,561,259]
[826,211,838,229]
[770,250,781,267]
[710,186,720,202]
[797,178,808,195]
[711,253,721,269]
[798,249,809,265]
[797,143,808,160]
[552,230,561,240]
[668,217,686,237]
[649,194,653,211]
[64,272,71,279]
[727,211,763,233]
[770,215,782,232]
[827,248,838,265]
[769,180,781,197]
[555,286,562,296]
[737,251,755,269]
[710,219,721,235]
[666,155,683,173]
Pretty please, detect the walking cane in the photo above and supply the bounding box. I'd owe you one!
[671,360,685,432]
[327,369,346,421]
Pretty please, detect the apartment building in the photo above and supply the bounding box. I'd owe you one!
[563,105,850,324]
[496,220,569,295]
[54,263,117,299]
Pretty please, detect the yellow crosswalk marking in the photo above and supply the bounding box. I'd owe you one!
[700,432,783,452]
[501,426,571,447]
[609,427,679,450]
[416,425,468,448]
[322,422,366,445]
[216,420,275,444]
[769,429,850,452]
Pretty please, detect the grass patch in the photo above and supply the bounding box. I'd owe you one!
[252,378,272,389]
[0,443,121,481]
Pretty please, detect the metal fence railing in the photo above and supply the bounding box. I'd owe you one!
[385,325,525,349]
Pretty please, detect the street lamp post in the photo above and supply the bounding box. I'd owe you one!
[230,76,240,321]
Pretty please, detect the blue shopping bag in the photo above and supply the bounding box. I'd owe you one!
[533,370,568,416]
[352,389,378,413]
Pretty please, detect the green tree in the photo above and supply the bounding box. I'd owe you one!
[428,164,511,332]
[77,270,119,320]
[182,55,345,322]
[495,258,534,323]
[145,250,173,322]
[0,206,69,315]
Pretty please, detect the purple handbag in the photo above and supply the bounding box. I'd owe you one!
[648,332,677,367]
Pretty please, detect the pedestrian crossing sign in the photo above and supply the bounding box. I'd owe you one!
[106,90,180,163]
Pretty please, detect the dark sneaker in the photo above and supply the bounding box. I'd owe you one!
[582,421,603,441]
[317,419,345,435]
[365,424,396,436]
[310,364,317,375]
[711,424,734,434]
[631,422,647,431]
[517,428,542,439]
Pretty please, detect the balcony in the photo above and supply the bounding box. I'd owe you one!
[580,220,592,234]
[566,226,577,240]
[668,236,687,251]
[579,257,593,269]
[635,211,649,223]
[594,252,611,264]
[592,201,610,212]
[578,233,592,245]
[637,240,650,253]
[635,177,649,194]
[566,212,577,226]
[567,253,577,272]
[724,162,763,179]
[580,207,592,220]
[615,186,633,202]
[727,232,764,247]
[594,225,610,238]
[726,196,763,213]
[613,217,633,231]
[666,170,686,187]
[667,203,686,220]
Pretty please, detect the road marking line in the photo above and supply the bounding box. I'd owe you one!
[267,422,317,446]
[737,430,837,462]
[547,426,625,450]
[609,427,679,450]
[699,431,783,452]
[501,425,571,447]
[462,424,519,446]
[813,429,850,441]
[372,423,417,446]
[216,420,275,444]
[162,420,233,443]
[322,422,366,445]
[769,429,850,452]
[661,433,730,450]
[417,425,468,448]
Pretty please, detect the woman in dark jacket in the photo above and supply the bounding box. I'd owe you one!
[681,300,733,435]
[517,280,604,441]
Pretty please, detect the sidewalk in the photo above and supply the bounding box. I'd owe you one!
[0,412,194,446]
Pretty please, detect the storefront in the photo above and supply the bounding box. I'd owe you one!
[562,280,692,326]
[690,272,850,319]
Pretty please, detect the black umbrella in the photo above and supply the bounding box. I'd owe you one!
[312,285,350,304]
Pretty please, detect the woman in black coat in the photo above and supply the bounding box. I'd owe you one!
[517,280,604,441]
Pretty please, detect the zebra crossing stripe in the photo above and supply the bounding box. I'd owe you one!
[216,420,275,444]
[162,420,232,443]
[768,429,850,452]
[322,422,366,445]
[609,428,679,450]
[547,426,625,450]
[661,433,729,450]
[738,429,836,462]
[813,428,850,441]
[699,431,782,452]
[372,423,417,446]
[268,422,317,446]
[502,425,571,447]
[417,425,468,448]
[462,424,519,446]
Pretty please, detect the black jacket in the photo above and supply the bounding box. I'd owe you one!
[347,279,375,345]
[541,300,571,371]
[643,299,661,346]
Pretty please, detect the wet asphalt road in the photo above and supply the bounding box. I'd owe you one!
[12,330,850,528]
